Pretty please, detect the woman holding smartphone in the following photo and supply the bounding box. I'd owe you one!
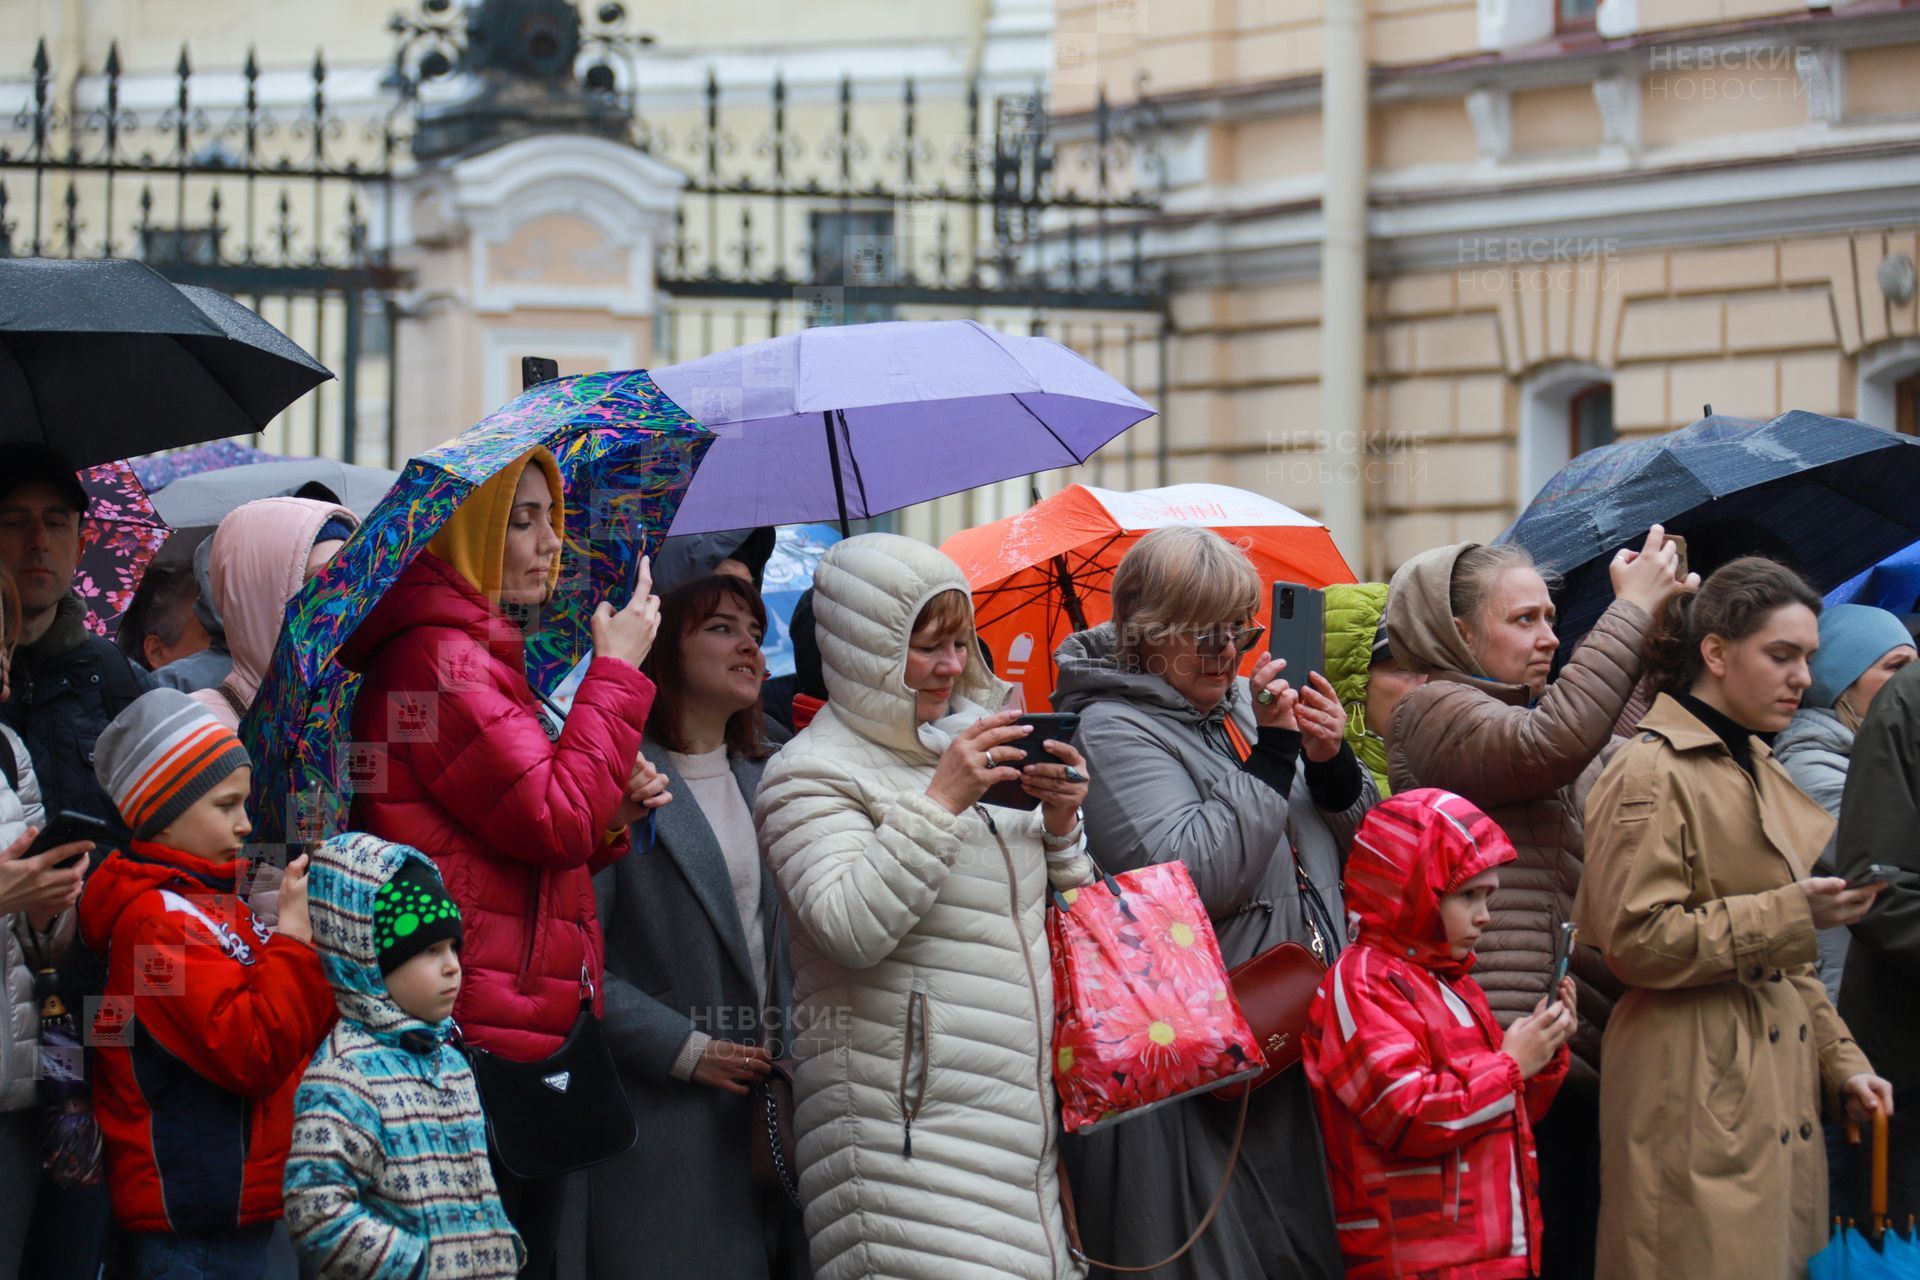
[1575,558,1893,1280]
[1052,526,1373,1280]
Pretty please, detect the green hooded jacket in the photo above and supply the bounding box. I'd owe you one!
[1324,583,1392,798]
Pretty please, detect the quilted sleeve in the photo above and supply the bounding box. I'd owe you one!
[1391,600,1650,808]
[755,751,963,970]
[284,1054,427,1280]
[396,635,652,870]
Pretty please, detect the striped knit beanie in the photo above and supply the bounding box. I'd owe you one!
[95,688,252,840]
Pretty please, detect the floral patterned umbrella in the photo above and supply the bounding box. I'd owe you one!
[131,440,284,491]
[241,369,712,848]
[75,460,169,640]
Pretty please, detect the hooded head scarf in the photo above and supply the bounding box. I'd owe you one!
[426,446,564,602]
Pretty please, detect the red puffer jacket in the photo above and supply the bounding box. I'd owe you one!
[338,550,652,1060]
[1303,788,1568,1280]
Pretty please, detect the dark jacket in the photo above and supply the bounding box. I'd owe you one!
[570,741,809,1280]
[1837,659,1920,1092]
[1,593,153,847]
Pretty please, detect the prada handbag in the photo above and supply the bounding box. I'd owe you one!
[467,979,638,1181]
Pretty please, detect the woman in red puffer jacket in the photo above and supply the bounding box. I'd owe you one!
[336,445,663,1274]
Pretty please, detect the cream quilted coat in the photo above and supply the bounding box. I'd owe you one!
[754,534,1092,1280]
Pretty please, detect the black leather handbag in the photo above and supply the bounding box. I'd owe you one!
[467,975,638,1181]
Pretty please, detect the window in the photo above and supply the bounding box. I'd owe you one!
[1557,0,1598,34]
[1898,371,1920,436]
[1569,383,1617,455]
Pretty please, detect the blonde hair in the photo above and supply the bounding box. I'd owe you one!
[1112,526,1262,659]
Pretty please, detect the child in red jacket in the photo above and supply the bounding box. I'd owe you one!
[80,689,335,1276]
[1303,787,1575,1280]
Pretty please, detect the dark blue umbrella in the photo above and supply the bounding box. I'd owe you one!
[1498,411,1920,661]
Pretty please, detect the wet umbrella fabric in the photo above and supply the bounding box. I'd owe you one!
[241,369,710,847]
[0,258,331,467]
[132,440,285,491]
[1496,411,1920,662]
[654,319,1155,535]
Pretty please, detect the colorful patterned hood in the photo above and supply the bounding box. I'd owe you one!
[307,832,452,1047]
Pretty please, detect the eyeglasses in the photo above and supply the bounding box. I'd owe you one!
[1195,622,1265,655]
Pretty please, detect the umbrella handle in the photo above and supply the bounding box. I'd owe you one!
[1846,1109,1892,1241]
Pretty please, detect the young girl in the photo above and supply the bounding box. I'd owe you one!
[1575,557,1893,1280]
[1304,787,1574,1280]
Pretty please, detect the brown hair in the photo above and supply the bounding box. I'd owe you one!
[912,589,974,644]
[1642,556,1822,695]
[1448,543,1547,626]
[640,574,772,760]
[1111,526,1262,660]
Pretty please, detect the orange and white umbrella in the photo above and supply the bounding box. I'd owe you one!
[941,483,1356,711]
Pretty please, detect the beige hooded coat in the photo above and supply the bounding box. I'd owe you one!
[1385,543,1648,1072]
[753,534,1092,1280]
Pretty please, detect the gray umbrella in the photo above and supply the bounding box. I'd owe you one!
[150,458,400,528]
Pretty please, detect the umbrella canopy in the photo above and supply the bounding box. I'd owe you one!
[242,369,710,847]
[1826,538,1920,613]
[942,483,1356,711]
[132,441,288,491]
[655,319,1155,535]
[0,258,332,467]
[759,523,842,679]
[1497,411,1920,662]
[73,460,169,640]
[152,458,401,527]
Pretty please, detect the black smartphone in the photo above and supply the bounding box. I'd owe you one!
[1846,864,1899,890]
[25,811,110,868]
[1268,582,1326,691]
[1549,922,1576,1005]
[521,355,560,390]
[1008,713,1081,768]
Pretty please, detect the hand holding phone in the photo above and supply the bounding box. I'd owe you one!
[24,811,109,868]
[1549,922,1577,1008]
[1845,864,1899,891]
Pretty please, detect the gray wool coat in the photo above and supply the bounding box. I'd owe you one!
[1049,623,1373,1280]
[1774,705,1858,1002]
[561,740,810,1280]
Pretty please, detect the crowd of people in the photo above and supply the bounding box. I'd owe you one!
[0,431,1916,1280]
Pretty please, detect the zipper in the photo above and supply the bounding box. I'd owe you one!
[514,872,541,991]
[899,988,930,1158]
[980,806,1065,1280]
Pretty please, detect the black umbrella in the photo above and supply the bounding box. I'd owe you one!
[0,258,332,467]
[1497,410,1920,662]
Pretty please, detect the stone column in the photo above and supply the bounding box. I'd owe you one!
[387,133,685,456]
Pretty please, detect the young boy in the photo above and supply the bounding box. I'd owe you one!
[80,687,336,1275]
[1303,787,1576,1280]
[284,832,524,1278]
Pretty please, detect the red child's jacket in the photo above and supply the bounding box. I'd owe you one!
[1303,788,1568,1280]
[79,840,336,1233]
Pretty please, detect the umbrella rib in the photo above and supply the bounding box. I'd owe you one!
[838,408,872,519]
[1009,392,1081,465]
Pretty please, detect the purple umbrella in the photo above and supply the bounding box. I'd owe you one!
[654,320,1155,535]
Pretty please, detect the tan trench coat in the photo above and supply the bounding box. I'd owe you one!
[1574,694,1873,1280]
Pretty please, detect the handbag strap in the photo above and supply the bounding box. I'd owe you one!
[1056,1088,1250,1273]
[1221,711,1335,964]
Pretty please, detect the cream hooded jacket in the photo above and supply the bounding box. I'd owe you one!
[754,534,1091,1280]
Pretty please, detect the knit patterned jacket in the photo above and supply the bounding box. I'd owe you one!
[284,833,523,1279]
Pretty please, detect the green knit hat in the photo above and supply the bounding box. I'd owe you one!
[373,860,463,977]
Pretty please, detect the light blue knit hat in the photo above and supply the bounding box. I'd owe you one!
[1808,604,1915,709]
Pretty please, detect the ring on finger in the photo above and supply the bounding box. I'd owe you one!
[1062,766,1086,784]
[1255,687,1276,705]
